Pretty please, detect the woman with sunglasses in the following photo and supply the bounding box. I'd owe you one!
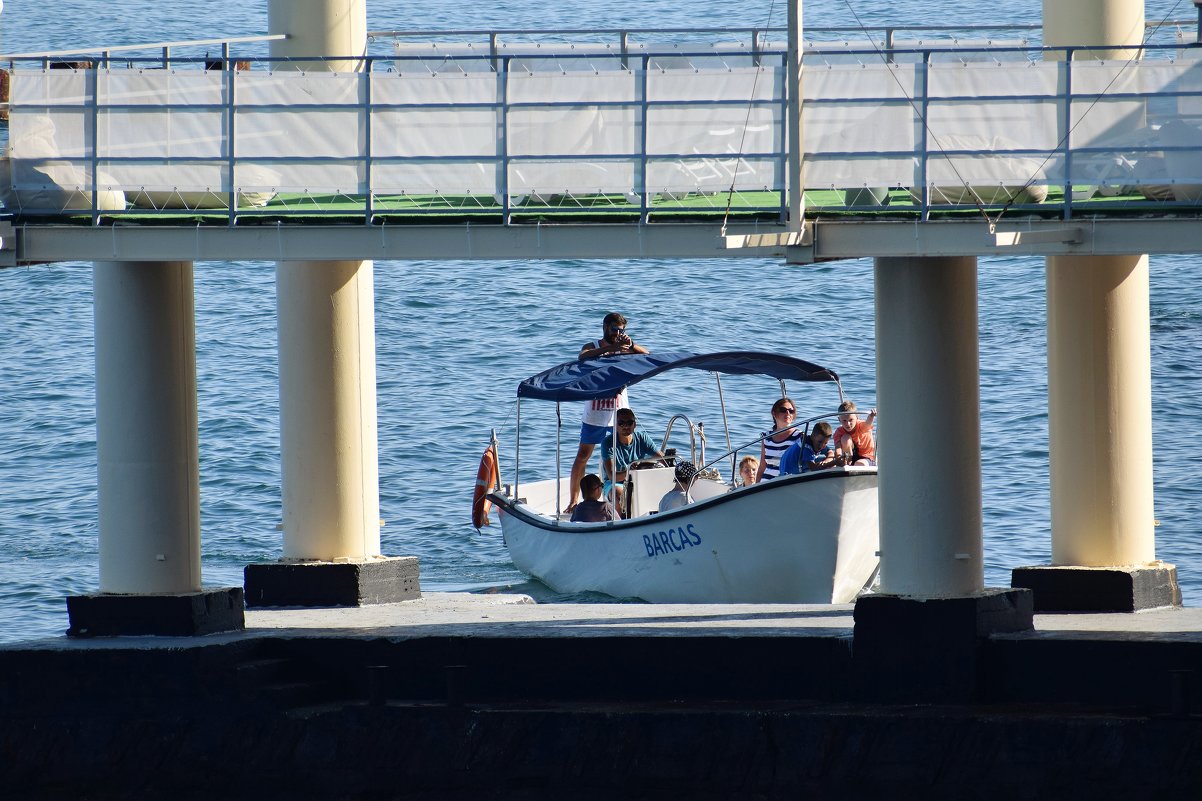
[755,397,803,482]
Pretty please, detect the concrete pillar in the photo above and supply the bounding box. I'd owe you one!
[1048,255,1154,566]
[1012,0,1179,613]
[69,261,243,637]
[1044,0,1151,567]
[1014,1,1173,610]
[874,256,984,598]
[246,0,420,606]
[270,0,379,562]
[277,260,381,560]
[94,261,201,594]
[267,0,367,72]
[855,257,1031,703]
[1042,0,1144,61]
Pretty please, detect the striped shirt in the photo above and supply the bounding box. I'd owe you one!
[761,430,803,480]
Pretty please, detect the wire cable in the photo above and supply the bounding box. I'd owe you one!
[991,0,1187,226]
[720,0,779,237]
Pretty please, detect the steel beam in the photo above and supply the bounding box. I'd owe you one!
[8,217,1202,265]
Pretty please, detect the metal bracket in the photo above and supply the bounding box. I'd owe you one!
[992,226,1084,248]
[721,222,813,250]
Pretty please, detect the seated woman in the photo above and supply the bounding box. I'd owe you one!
[570,473,621,523]
[601,409,664,508]
[756,397,803,481]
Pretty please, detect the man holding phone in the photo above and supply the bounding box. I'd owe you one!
[567,312,649,511]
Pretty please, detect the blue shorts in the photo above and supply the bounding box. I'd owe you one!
[579,422,613,445]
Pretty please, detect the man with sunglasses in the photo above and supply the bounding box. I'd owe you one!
[602,410,664,509]
[578,312,648,360]
[567,312,650,511]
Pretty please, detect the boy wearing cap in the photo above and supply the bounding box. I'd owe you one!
[658,461,698,513]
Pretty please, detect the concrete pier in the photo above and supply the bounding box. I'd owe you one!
[5,596,1202,800]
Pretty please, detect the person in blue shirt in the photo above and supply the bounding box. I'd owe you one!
[601,409,663,506]
[778,421,836,476]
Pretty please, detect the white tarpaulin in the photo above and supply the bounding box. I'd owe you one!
[8,56,1202,203]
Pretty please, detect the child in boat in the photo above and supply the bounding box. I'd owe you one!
[737,455,759,486]
[658,461,698,513]
[778,421,837,475]
[569,473,621,523]
[833,401,877,466]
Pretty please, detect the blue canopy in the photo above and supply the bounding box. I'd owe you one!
[517,350,839,402]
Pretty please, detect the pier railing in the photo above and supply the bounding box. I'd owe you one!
[3,27,1202,226]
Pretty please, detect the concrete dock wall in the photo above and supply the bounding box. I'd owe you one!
[3,627,1202,800]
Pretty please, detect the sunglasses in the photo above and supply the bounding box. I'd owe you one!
[607,326,627,334]
[617,419,636,426]
[776,408,796,416]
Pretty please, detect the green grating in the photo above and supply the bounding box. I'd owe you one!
[5,186,1202,226]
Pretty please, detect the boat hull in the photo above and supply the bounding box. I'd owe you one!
[494,469,879,604]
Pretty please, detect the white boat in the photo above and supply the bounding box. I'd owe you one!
[479,351,880,604]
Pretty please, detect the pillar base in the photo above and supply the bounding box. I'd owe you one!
[66,587,244,638]
[852,588,1033,703]
[243,556,421,608]
[1011,563,1181,613]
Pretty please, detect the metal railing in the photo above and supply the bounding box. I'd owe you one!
[4,29,1202,227]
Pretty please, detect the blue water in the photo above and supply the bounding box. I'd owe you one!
[1,0,1200,643]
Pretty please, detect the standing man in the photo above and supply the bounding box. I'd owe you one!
[567,312,649,511]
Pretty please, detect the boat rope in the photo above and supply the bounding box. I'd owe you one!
[555,401,562,517]
[712,372,736,480]
[837,0,993,224]
[493,397,519,446]
[720,0,779,238]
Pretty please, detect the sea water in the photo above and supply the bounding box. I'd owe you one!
[1,0,1200,643]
